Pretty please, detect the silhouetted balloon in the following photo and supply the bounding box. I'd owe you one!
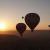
[22,16,24,19]
[25,13,40,32]
[16,23,26,37]
[48,25,50,27]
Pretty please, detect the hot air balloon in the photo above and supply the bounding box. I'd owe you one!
[48,25,50,27]
[25,13,40,32]
[16,23,26,37]
[22,16,24,19]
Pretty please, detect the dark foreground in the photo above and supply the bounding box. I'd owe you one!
[0,30,50,50]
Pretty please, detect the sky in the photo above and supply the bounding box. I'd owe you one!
[0,0,50,31]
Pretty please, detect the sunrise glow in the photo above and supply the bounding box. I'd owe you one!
[0,22,6,31]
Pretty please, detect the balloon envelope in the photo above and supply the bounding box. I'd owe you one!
[22,16,24,19]
[48,25,50,27]
[16,23,26,37]
[25,13,40,32]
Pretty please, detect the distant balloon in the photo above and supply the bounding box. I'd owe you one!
[22,16,24,19]
[48,25,50,27]
[25,13,40,32]
[16,23,26,37]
